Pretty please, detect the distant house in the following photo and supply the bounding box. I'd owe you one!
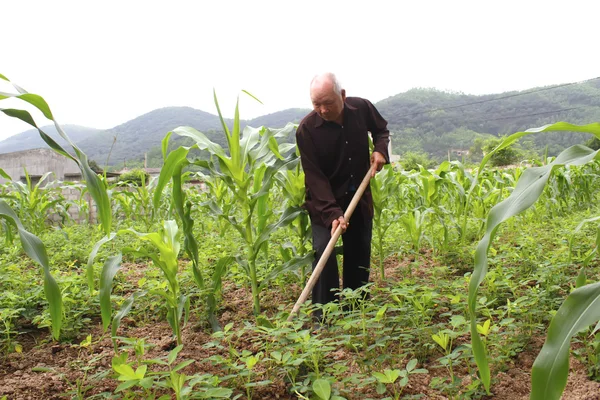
[448,148,470,158]
[0,148,81,185]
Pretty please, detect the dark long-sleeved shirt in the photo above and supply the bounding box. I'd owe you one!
[296,97,390,228]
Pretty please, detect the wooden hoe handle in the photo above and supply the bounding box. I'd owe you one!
[287,164,376,322]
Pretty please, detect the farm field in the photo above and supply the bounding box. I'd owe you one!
[2,79,600,399]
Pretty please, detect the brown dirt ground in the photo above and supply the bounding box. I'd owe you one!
[2,256,600,399]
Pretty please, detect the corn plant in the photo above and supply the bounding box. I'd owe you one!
[3,169,68,233]
[464,122,600,398]
[274,160,313,283]
[371,164,399,278]
[155,91,301,316]
[0,73,112,236]
[120,220,187,345]
[112,175,157,230]
[0,200,62,339]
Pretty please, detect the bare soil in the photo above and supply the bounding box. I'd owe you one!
[2,256,600,399]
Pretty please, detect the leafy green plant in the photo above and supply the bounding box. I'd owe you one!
[118,169,150,186]
[464,122,600,396]
[5,169,67,233]
[112,344,232,400]
[371,164,399,278]
[0,200,63,339]
[120,220,186,345]
[372,359,427,400]
[155,91,300,316]
[0,73,112,235]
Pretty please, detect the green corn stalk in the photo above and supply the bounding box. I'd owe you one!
[154,91,300,316]
[400,208,430,258]
[274,160,312,283]
[6,169,67,233]
[371,164,398,278]
[120,220,186,345]
[466,122,600,395]
[112,175,157,231]
[0,200,63,340]
[0,73,112,235]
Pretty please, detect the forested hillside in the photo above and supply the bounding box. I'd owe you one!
[2,78,599,165]
[0,125,100,154]
[380,78,600,158]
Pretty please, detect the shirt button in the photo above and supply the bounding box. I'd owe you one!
[349,157,351,161]
[345,192,348,194]
[351,174,354,178]
[345,141,348,144]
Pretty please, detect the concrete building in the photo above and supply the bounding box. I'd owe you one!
[0,148,81,185]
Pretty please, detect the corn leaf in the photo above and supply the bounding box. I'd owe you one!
[0,76,113,234]
[469,140,600,393]
[112,290,147,349]
[0,167,11,180]
[531,282,600,400]
[99,254,123,331]
[0,200,63,339]
[87,233,117,294]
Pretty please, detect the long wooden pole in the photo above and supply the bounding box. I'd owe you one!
[287,164,376,321]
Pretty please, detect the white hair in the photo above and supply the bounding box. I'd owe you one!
[311,72,343,95]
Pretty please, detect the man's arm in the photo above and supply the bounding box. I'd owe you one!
[363,99,390,176]
[364,99,390,162]
[296,125,344,228]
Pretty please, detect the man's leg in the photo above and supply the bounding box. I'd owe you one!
[311,222,340,306]
[342,206,373,292]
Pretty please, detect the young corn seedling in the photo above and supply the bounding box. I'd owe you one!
[0,200,63,340]
[371,164,399,279]
[120,220,187,345]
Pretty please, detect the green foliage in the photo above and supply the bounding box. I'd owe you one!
[120,220,186,345]
[0,200,63,340]
[483,137,522,167]
[5,72,600,399]
[118,168,150,186]
[398,151,434,171]
[156,90,301,318]
[466,122,600,396]
[587,136,600,150]
[380,80,600,159]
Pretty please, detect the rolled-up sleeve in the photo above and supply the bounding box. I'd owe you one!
[296,125,344,228]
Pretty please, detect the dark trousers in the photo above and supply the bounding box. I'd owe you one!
[311,202,373,306]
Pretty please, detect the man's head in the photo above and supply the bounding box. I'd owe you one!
[310,72,346,124]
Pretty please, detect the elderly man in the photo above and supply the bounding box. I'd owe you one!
[295,72,390,313]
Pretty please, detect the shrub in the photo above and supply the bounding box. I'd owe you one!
[118,169,149,186]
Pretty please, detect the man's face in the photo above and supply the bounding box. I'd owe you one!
[310,82,346,122]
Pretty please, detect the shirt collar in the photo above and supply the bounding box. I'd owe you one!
[314,101,357,128]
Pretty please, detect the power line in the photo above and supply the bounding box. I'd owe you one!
[392,76,600,119]
[473,106,585,123]
[462,95,600,125]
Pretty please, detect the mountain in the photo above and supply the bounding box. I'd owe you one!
[378,79,600,157]
[75,107,310,165]
[246,108,309,128]
[3,78,600,164]
[0,125,100,154]
[75,107,227,164]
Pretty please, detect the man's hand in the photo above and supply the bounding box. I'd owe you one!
[370,151,386,177]
[331,216,348,236]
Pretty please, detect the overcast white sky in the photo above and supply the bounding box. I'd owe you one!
[1,0,598,142]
